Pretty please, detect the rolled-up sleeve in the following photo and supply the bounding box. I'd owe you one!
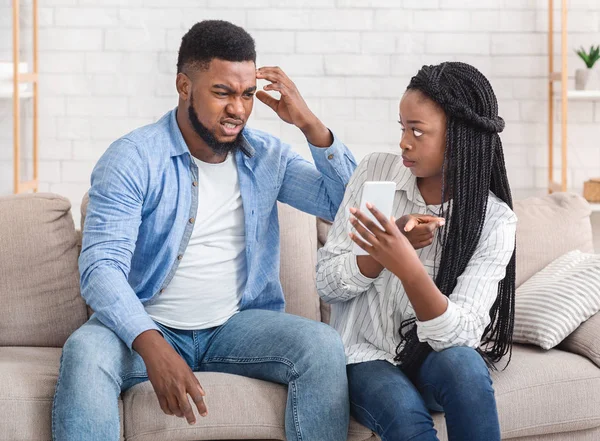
[416,205,517,351]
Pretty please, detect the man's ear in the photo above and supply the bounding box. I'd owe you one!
[176,73,191,100]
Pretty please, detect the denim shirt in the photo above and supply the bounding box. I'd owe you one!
[79,108,357,349]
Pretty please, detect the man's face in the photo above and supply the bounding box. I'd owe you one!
[181,59,257,155]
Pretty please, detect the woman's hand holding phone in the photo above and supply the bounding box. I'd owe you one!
[349,204,422,281]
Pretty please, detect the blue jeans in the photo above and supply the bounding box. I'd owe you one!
[347,347,501,441]
[52,309,349,441]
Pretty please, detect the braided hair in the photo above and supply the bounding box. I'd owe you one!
[394,62,516,379]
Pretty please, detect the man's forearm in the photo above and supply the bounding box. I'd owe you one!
[299,117,333,148]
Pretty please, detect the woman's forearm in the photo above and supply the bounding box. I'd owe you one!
[392,258,449,322]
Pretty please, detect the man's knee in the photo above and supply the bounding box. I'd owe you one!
[292,321,346,379]
[60,320,125,383]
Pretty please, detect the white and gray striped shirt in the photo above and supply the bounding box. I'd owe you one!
[316,152,517,365]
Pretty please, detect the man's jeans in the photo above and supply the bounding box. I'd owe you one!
[347,347,501,441]
[52,309,349,441]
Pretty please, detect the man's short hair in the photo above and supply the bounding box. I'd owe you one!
[177,20,256,73]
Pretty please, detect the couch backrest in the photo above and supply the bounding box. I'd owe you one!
[0,193,88,347]
[513,192,594,287]
[80,194,322,322]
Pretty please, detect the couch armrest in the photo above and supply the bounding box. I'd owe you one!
[559,311,600,368]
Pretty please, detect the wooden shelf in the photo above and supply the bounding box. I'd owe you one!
[567,90,600,101]
[0,89,33,99]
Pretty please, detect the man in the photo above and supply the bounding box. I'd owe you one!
[52,20,355,441]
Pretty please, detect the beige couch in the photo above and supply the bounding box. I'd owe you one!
[1,191,599,441]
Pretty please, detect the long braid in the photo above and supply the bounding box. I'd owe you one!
[394,62,516,379]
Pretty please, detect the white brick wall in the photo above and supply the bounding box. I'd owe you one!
[1,0,600,224]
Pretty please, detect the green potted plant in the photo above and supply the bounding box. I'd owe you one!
[574,45,600,90]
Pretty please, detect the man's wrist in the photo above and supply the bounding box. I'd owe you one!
[299,117,333,148]
[132,329,165,358]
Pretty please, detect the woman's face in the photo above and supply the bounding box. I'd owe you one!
[398,89,447,179]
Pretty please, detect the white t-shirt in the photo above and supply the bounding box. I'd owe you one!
[145,153,247,330]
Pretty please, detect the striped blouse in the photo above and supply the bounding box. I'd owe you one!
[316,152,517,365]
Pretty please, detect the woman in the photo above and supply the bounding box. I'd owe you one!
[317,62,517,441]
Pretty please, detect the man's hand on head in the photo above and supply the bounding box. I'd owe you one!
[256,66,333,147]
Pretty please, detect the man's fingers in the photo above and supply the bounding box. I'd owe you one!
[190,380,208,417]
[255,91,279,111]
[167,395,183,418]
[178,392,196,425]
[158,395,173,416]
[256,66,289,83]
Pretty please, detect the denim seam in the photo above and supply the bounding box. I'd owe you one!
[193,330,200,371]
[121,371,149,384]
[289,379,303,441]
[350,400,385,440]
[51,352,64,441]
[203,356,300,377]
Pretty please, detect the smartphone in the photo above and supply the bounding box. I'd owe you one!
[351,181,397,256]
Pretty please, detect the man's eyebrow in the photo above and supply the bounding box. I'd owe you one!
[212,84,257,94]
[212,84,235,93]
[405,119,426,124]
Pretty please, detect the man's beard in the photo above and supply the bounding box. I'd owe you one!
[188,93,243,156]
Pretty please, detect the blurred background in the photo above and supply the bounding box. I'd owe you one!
[1,0,599,229]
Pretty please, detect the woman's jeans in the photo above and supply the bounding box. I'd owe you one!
[347,347,501,441]
[52,309,349,441]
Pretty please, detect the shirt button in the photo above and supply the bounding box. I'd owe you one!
[192,181,197,187]
[177,254,183,260]
[189,217,195,224]
[159,288,165,294]
[327,154,334,160]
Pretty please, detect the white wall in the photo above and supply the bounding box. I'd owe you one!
[1,0,599,220]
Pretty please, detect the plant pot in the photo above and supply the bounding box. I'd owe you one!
[587,65,600,90]
[575,68,590,90]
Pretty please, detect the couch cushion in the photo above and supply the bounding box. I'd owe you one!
[429,344,600,441]
[0,193,88,347]
[123,371,374,441]
[278,203,321,321]
[514,193,594,287]
[0,347,123,441]
[560,311,600,368]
